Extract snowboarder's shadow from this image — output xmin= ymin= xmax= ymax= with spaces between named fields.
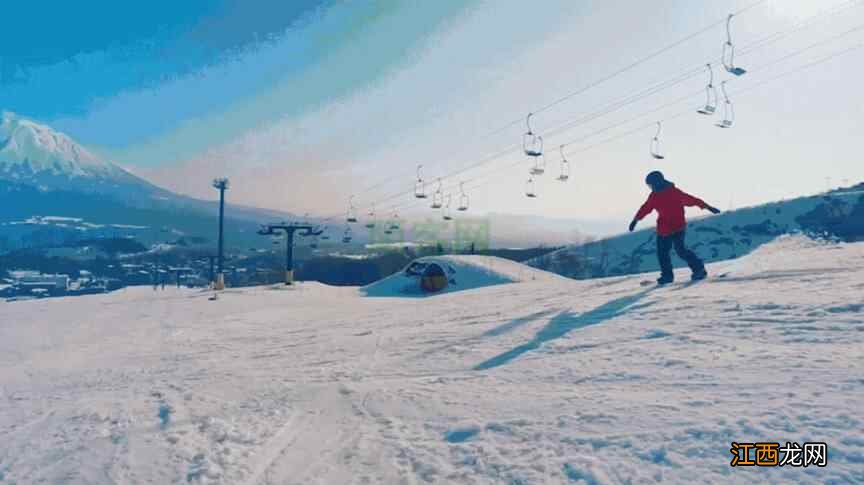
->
xmin=481 ymin=309 xmax=560 ymax=338
xmin=474 ymin=288 xmax=657 ymax=371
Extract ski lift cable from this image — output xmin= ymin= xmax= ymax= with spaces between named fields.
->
xmin=377 ymin=38 xmax=864 ymax=217
xmin=425 ymin=83 xmax=708 ymax=196
xmin=355 ymin=4 xmax=861 ymax=215
xmin=438 ymin=41 xmax=864 ymax=209
xmin=553 ymin=3 xmax=864 ymax=148
xmin=318 ymin=1 xmax=861 ymax=222
xmin=317 ymin=11 xmax=851 ymax=226
xmin=737 ymin=0 xmax=863 ymax=56
xmin=332 ymin=0 xmax=774 ymax=207
xmin=381 ymin=42 xmax=854 ymax=218
xmin=338 ymin=73 xmax=700 ymax=214
xmin=563 ymin=39 xmax=864 ymax=160
xmin=508 ymin=0 xmax=771 ymax=125
xmin=354 ymin=69 xmax=704 ymax=213
xmin=490 ymin=15 xmax=864 ymax=175
xmin=552 ymin=22 xmax=864 ymax=157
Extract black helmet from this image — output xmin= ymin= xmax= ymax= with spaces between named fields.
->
xmin=645 ymin=171 xmax=672 ymax=191
xmin=645 ymin=170 xmax=665 ymax=186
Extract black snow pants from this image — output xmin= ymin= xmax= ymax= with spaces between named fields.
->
xmin=657 ymin=229 xmax=704 ymax=279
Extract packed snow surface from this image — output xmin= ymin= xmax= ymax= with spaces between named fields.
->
xmin=1 ymin=236 xmax=863 ymax=484
xmin=362 ymin=255 xmax=566 ymax=297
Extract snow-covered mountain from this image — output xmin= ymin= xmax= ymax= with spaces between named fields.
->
xmin=1 ymin=236 xmax=862 ymax=483
xmin=0 ymin=111 xmax=160 ymax=196
xmin=528 ymin=185 xmax=864 ymax=279
xmin=0 ymin=111 xmax=304 ymax=249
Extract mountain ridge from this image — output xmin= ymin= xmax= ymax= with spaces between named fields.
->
xmin=528 ymin=186 xmax=864 ymax=279
xmin=0 ymin=111 xmax=303 ymax=249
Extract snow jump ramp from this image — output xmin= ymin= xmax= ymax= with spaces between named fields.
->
xmin=361 ymin=255 xmax=565 ymax=297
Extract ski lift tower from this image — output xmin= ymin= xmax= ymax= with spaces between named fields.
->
xmin=257 ymin=222 xmax=323 ymax=285
xmin=212 ymin=178 xmax=230 ymax=290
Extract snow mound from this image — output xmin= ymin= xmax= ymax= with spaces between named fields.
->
xmin=362 ymin=255 xmax=564 ymax=297
xmin=708 ymin=233 xmax=840 ymax=276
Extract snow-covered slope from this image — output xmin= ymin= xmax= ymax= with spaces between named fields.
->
xmin=529 ymin=187 xmax=864 ymax=279
xmin=362 ymin=255 xmax=566 ymax=297
xmin=1 ymin=236 xmax=863 ymax=483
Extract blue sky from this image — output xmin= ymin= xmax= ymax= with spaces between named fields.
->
xmin=2 ymin=0 xmax=863 ymax=230
xmin=2 ymin=1 xmax=328 ymax=141
xmin=0 ymin=0 xmax=472 ymax=160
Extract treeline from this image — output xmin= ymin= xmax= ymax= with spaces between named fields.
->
xmin=72 ymin=238 xmax=147 ymax=256
xmin=0 ymin=248 xmax=115 ymax=278
xmin=298 ymin=251 xmax=411 ymax=286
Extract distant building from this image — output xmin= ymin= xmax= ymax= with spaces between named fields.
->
xmin=9 ymin=271 xmax=70 ymax=297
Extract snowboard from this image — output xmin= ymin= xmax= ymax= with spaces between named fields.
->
xmin=639 ymin=272 xmax=730 ymax=287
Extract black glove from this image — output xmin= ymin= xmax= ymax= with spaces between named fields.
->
xmin=707 ymin=206 xmax=721 ymax=214
xmin=628 ymin=220 xmax=637 ymax=232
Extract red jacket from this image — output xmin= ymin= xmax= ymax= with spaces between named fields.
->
xmin=634 ymin=185 xmax=708 ymax=236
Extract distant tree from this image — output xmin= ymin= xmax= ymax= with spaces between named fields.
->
xmin=75 ymin=238 xmax=147 ymax=257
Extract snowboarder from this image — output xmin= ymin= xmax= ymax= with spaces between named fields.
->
xmin=629 ymin=171 xmax=721 ymax=285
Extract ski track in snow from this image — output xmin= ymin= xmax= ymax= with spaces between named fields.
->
xmin=1 ymin=236 xmax=863 ymax=484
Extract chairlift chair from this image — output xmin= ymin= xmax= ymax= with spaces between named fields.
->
xmin=457 ymin=182 xmax=469 ymax=211
xmin=431 ymin=178 xmax=443 ymax=209
xmin=442 ymin=194 xmax=453 ymax=221
xmin=414 ymin=165 xmax=428 ymax=199
xmin=389 ymin=212 xmax=400 ymax=230
xmin=522 ymin=113 xmax=544 ymax=157
xmin=530 ymin=152 xmax=546 ymax=176
xmin=342 ymin=226 xmax=353 ymax=243
xmin=525 ymin=177 xmax=537 ymax=198
xmin=722 ymin=14 xmax=747 ymax=76
xmin=650 ymin=122 xmax=665 ymax=159
xmin=715 ymin=81 xmax=734 ymax=128
xmin=557 ymin=145 xmax=570 ymax=182
xmin=365 ymin=205 xmax=376 ymax=229
xmin=697 ymin=64 xmax=718 ymax=115
xmin=346 ymin=195 xmax=358 ymax=223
